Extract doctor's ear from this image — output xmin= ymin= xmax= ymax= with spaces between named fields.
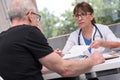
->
xmin=90 ymin=14 xmax=94 ymax=21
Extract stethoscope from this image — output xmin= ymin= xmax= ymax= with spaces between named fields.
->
xmin=78 ymin=24 xmax=103 ymax=45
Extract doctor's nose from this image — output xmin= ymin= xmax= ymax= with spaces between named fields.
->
xmin=75 ymin=15 xmax=83 ymax=20
xmin=77 ymin=16 xmax=82 ymax=20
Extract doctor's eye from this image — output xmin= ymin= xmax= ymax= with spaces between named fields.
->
xmin=74 ymin=13 xmax=86 ymax=18
xmin=74 ymin=12 xmax=91 ymax=19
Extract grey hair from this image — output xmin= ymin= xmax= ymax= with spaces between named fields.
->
xmin=8 ymin=0 xmax=37 ymax=22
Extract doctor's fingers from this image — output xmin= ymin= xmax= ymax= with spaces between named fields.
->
xmin=90 ymin=41 xmax=100 ymax=48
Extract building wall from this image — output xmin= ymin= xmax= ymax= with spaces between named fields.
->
xmin=0 ymin=0 xmax=11 ymax=32
xmin=0 ymin=0 xmax=37 ymax=33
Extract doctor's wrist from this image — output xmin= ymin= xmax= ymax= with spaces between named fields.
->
xmin=100 ymin=40 xmax=106 ymax=47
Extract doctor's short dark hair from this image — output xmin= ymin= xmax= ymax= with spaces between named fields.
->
xmin=73 ymin=2 xmax=96 ymax=24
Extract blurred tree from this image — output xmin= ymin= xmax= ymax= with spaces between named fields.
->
xmin=39 ymin=0 xmax=120 ymax=38
xmin=55 ymin=0 xmax=78 ymax=36
xmin=87 ymin=0 xmax=120 ymax=24
xmin=57 ymin=10 xmax=77 ymax=36
xmin=40 ymin=0 xmax=77 ymax=38
xmin=40 ymin=8 xmax=60 ymax=38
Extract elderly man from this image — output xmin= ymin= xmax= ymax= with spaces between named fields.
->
xmin=0 ymin=0 xmax=105 ymax=80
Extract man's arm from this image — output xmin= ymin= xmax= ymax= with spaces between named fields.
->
xmin=39 ymin=51 xmax=105 ymax=77
xmin=41 ymin=66 xmax=53 ymax=74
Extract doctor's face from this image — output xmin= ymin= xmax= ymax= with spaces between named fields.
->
xmin=74 ymin=10 xmax=94 ymax=28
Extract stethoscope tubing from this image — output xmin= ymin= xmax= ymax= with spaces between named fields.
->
xmin=78 ymin=24 xmax=103 ymax=45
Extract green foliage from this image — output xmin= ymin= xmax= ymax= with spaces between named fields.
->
xmin=87 ymin=0 xmax=120 ymax=24
xmin=39 ymin=0 xmax=120 ymax=38
xmin=57 ymin=10 xmax=77 ymax=35
xmin=40 ymin=1 xmax=77 ymax=38
xmin=40 ymin=8 xmax=60 ymax=38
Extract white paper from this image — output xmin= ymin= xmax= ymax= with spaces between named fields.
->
xmin=62 ymin=45 xmax=90 ymax=59
xmin=103 ymin=54 xmax=112 ymax=58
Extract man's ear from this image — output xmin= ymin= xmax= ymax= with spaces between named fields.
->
xmin=27 ymin=10 xmax=34 ymax=22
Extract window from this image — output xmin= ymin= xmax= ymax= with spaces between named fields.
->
xmin=86 ymin=0 xmax=120 ymax=25
xmin=36 ymin=0 xmax=120 ymax=38
xmin=36 ymin=0 xmax=76 ymax=38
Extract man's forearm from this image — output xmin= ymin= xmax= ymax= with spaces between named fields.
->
xmin=42 ymin=66 xmax=53 ymax=74
xmin=60 ymin=58 xmax=93 ymax=77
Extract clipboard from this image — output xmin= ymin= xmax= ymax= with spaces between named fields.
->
xmin=103 ymin=54 xmax=119 ymax=60
xmin=111 ymin=48 xmax=120 ymax=52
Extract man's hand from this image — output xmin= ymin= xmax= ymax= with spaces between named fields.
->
xmin=54 ymin=49 xmax=64 ymax=57
xmin=88 ymin=51 xmax=105 ymax=66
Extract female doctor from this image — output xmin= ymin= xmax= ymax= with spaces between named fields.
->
xmin=62 ymin=2 xmax=120 ymax=80
xmin=62 ymin=2 xmax=120 ymax=55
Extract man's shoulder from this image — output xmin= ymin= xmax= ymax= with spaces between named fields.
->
xmin=10 ymin=25 xmax=40 ymax=33
xmin=13 ymin=25 xmax=38 ymax=30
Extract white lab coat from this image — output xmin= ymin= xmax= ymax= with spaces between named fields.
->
xmin=62 ymin=24 xmax=120 ymax=80
xmin=62 ymin=24 xmax=120 ymax=54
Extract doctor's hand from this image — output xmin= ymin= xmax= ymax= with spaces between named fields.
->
xmin=90 ymin=40 xmax=105 ymax=48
